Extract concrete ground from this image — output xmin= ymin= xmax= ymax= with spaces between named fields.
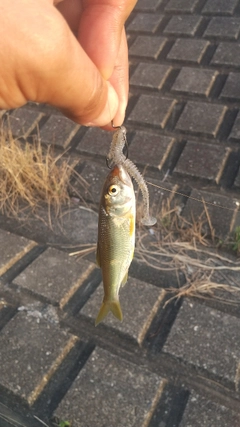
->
xmin=0 ymin=0 xmax=240 ymax=426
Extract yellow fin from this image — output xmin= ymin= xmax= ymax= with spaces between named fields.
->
xmin=95 ymin=300 xmax=123 ymax=326
xmin=121 ymin=271 xmax=128 ymax=287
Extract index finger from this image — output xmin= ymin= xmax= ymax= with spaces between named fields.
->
xmin=77 ymin=0 xmax=137 ymax=80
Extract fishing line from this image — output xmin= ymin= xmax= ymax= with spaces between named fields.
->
xmin=147 ymin=181 xmax=240 ymax=213
xmin=107 ymin=102 xmax=238 ymax=215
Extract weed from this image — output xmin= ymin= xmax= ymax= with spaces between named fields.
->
xmin=0 ymin=126 xmax=86 ymax=219
xmin=58 ymin=421 xmax=71 ymax=427
xmin=135 ymin=195 xmax=240 ymax=305
xmin=232 ymin=226 xmax=240 ymax=255
xmin=51 ymin=416 xmax=72 ymax=427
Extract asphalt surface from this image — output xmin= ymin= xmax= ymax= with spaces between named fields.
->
xmin=0 ymin=0 xmax=240 ymax=426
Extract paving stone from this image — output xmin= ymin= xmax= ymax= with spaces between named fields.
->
xmin=146 ymin=180 xmax=187 ymax=220
xmin=129 ymin=35 xmax=167 ymax=59
xmin=171 ymin=67 xmax=218 ymax=97
xmin=182 ymin=189 xmax=237 ymax=239
xmin=130 ymin=63 xmax=172 ymax=90
xmin=128 ymin=94 xmax=176 ymax=128
xmin=81 ymin=278 xmax=165 ymax=344
xmin=39 ymin=115 xmax=80 ymax=148
xmin=10 ymin=202 xmax=98 ymax=248
xmin=164 ymin=0 xmax=199 ymax=13
xmin=202 ymin=0 xmax=238 ymax=15
xmin=204 ymin=17 xmax=240 ymax=39
xmin=14 ymin=247 xmax=97 ymax=308
xmin=234 ymin=167 xmax=240 ymax=188
xmin=127 ymin=13 xmax=163 ymax=33
xmin=6 ymin=108 xmax=44 ymax=138
xmin=209 ymin=269 xmax=240 ymax=306
xmin=3 ymin=0 xmax=240 ymax=420
xmin=55 ymin=347 xmax=165 ymax=426
xmin=174 ymin=140 xmax=229 ymax=182
xmin=220 ymin=72 xmax=240 ymax=101
xmin=135 ymin=0 xmax=163 ymax=12
xmin=164 ymin=299 xmax=240 ymax=383
xmin=0 ymin=311 xmax=78 ymax=405
xmin=164 ymin=15 xmax=203 ymax=37
xmin=76 ymin=127 xmax=113 ymax=156
xmin=0 ymin=229 xmax=36 ymax=277
xmin=211 ymin=42 xmax=240 ymax=67
xmin=175 ymin=101 xmax=227 ymax=137
xmin=75 ymin=162 xmax=109 ymax=203
xmin=167 ymin=39 xmax=210 ymax=64
xmin=229 ymin=111 xmax=240 ymax=141
xmin=129 ymin=130 xmax=175 ymax=169
xmin=0 ymin=292 xmax=18 ymax=329
xmin=179 ymin=391 xmax=240 ymax=426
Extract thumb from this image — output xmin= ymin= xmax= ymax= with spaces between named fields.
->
xmin=37 ymin=15 xmax=119 ymax=126
xmin=0 ymin=1 xmax=119 ymax=127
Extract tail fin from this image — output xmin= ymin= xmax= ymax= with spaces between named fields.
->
xmin=95 ymin=300 xmax=123 ymax=326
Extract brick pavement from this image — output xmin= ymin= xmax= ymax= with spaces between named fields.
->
xmin=1 ymin=0 xmax=240 ymax=426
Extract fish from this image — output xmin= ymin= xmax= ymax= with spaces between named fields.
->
xmin=107 ymin=126 xmax=156 ymax=226
xmin=95 ymin=164 xmax=136 ymax=326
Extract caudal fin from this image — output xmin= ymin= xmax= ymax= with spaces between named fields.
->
xmin=95 ymin=300 xmax=123 ymax=326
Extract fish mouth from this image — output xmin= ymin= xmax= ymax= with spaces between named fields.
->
xmin=110 ymin=165 xmax=132 ymax=186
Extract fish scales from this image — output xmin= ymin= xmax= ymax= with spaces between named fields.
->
xmin=98 ymin=207 xmax=134 ymax=288
xmin=95 ymin=164 xmax=135 ymax=326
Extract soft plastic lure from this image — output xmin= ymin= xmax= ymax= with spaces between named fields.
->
xmin=107 ymin=126 xmax=157 ymax=226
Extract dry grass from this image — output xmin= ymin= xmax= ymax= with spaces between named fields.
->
xmin=0 ymin=127 xmax=86 ymax=219
xmin=0 ymin=407 xmax=69 ymax=427
xmin=70 ymin=187 xmax=240 ymax=305
xmin=135 ymin=196 xmax=240 ymax=304
xmin=70 ymin=195 xmax=240 ymax=305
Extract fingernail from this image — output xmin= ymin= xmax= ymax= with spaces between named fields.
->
xmin=112 ymin=100 xmax=126 ymax=128
xmin=84 ymin=83 xmax=119 ymax=127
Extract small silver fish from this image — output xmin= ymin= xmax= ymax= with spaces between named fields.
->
xmin=95 ymin=164 xmax=136 ymax=326
xmin=107 ymin=126 xmax=156 ymax=226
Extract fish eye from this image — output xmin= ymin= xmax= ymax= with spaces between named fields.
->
xmin=108 ymin=185 xmax=119 ymax=196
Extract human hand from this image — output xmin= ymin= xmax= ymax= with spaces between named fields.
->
xmin=0 ymin=0 xmax=136 ymax=129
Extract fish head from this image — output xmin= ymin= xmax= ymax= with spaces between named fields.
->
xmin=102 ymin=165 xmax=135 ymax=217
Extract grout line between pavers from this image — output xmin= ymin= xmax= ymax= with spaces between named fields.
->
xmin=59 ymin=263 xmax=96 ymax=309
xmin=158 ymin=137 xmax=176 ymax=170
xmin=62 ymin=125 xmax=81 ymax=149
xmin=23 ymin=113 xmax=45 ymax=138
xmin=229 ymin=202 xmax=240 ymax=233
xmin=27 ymin=335 xmax=79 ymax=406
xmin=138 ymin=289 xmax=167 ymax=345
xmin=142 ymin=378 xmax=168 ymax=427
xmin=0 ymin=241 xmax=37 ymax=277
xmin=215 ymin=147 xmax=232 ymax=184
xmin=235 ymin=361 xmax=240 ymax=392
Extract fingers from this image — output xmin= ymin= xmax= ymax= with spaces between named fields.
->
xmin=78 ymin=0 xmax=136 ymax=79
xmin=57 ymin=0 xmax=136 ymax=127
xmin=107 ymin=29 xmax=129 ymax=127
xmin=36 ymin=13 xmax=120 ymax=126
xmin=0 ymin=0 xmax=136 ymax=127
xmin=77 ymin=0 xmax=136 ymax=127
xmin=56 ymin=0 xmax=82 ymax=35
xmin=0 ymin=0 xmax=119 ymax=126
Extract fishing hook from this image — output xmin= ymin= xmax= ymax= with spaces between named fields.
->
xmin=106 ymin=122 xmax=128 ymax=168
